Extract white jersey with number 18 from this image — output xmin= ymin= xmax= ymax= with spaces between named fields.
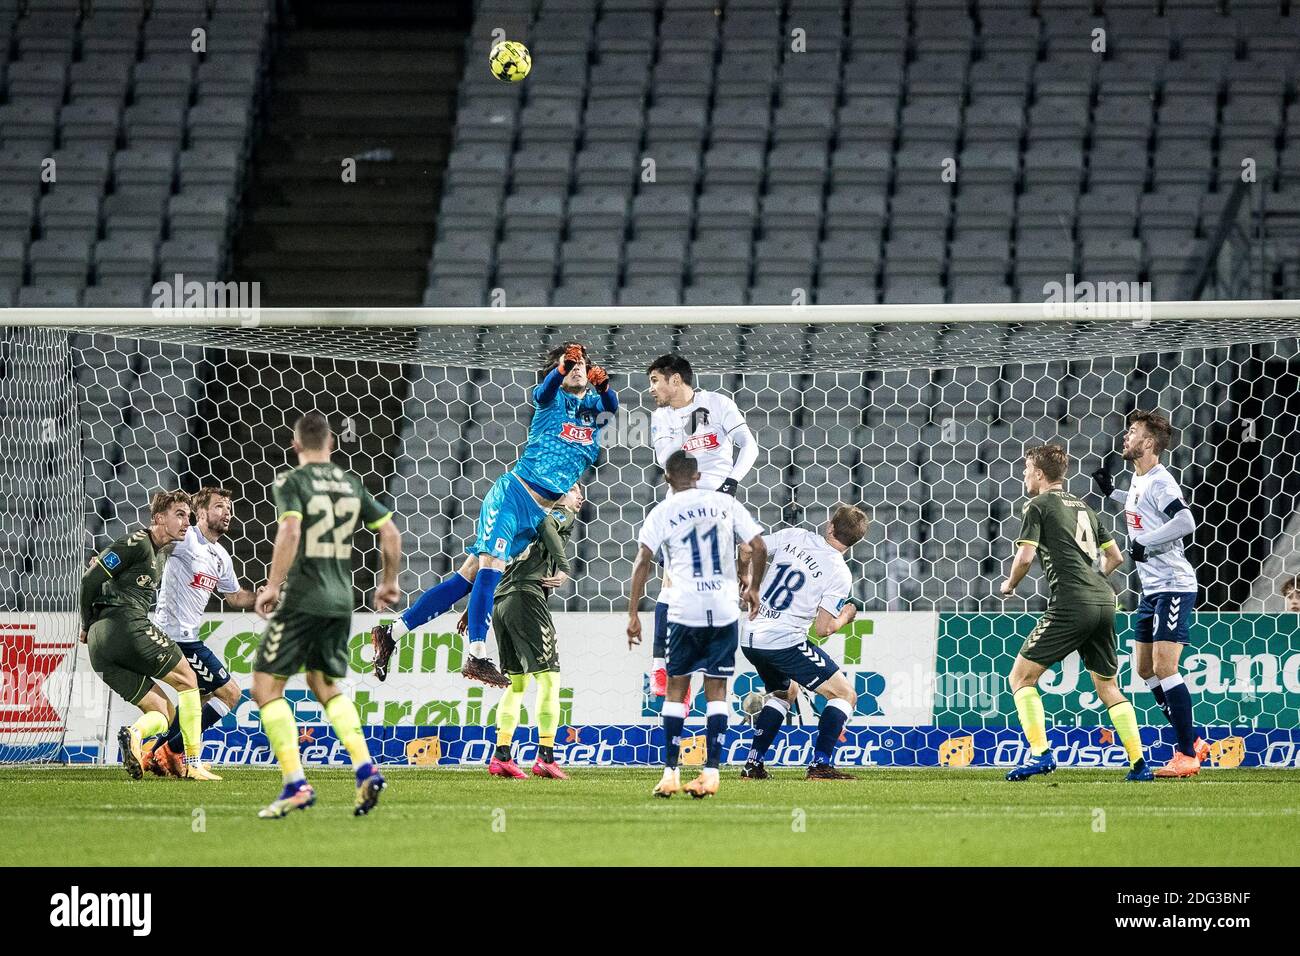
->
xmin=638 ymin=488 xmax=763 ymax=628
xmin=744 ymin=528 xmax=853 ymax=650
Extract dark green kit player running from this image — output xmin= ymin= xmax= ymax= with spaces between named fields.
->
xmin=999 ymin=443 xmax=1151 ymax=782
xmin=81 ymin=490 xmax=219 ymax=781
xmin=461 ymin=482 xmax=583 ymax=780
xmin=252 ymin=411 xmax=402 ymax=819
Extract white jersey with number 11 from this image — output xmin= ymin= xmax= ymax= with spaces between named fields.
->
xmin=638 ymin=488 xmax=763 ymax=628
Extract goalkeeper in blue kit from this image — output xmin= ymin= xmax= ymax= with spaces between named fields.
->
xmin=372 ymin=343 xmax=617 ymax=686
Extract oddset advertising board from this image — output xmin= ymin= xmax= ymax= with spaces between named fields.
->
xmin=3 ymin=611 xmax=1299 ymax=767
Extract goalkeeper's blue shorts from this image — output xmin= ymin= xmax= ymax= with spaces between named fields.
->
xmin=472 ymin=471 xmax=546 ymax=561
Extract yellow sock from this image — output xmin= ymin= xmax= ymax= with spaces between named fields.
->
xmin=131 ymin=710 xmax=168 ymax=740
xmin=177 ymin=687 xmax=202 ymax=759
xmin=495 ymin=673 xmax=528 ymax=748
xmin=260 ymin=697 xmax=303 ymax=782
xmin=324 ymin=694 xmax=371 ymax=767
xmin=1013 ymin=686 xmax=1049 ymax=756
xmin=535 ymin=671 xmax=560 ymax=749
xmin=1107 ymin=700 xmax=1144 ymax=765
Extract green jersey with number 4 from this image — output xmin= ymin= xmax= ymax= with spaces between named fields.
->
xmin=1015 ymin=489 xmax=1116 ymax=607
xmin=273 ymin=462 xmax=392 ymax=618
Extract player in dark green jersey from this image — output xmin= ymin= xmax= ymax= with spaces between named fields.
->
xmin=461 ymin=483 xmax=583 ymax=780
xmin=1000 ymin=444 xmax=1153 ymax=782
xmin=252 ymin=411 xmax=402 ymax=818
xmin=80 ymin=490 xmax=220 ymax=781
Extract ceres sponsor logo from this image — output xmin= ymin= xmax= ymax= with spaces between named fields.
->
xmin=191 ymin=572 xmax=218 ymax=592
xmin=559 ymin=422 xmax=594 ymax=445
xmin=50 ymin=886 xmax=151 ymax=936
xmin=682 ymin=433 xmax=720 ymax=453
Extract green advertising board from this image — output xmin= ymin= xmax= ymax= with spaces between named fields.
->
xmin=935 ymin=613 xmax=1300 ymax=728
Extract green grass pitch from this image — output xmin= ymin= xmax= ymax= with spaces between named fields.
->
xmin=1 ymin=767 xmax=1296 ymax=866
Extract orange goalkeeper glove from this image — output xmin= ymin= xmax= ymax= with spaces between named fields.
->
xmin=557 ymin=343 xmax=585 ymax=375
xmin=588 ymin=365 xmax=609 ymax=392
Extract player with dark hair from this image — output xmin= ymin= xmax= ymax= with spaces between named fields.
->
xmin=645 ymin=353 xmax=758 ymax=698
xmin=1092 ymin=410 xmax=1208 ymax=778
xmin=1001 ymin=444 xmax=1152 ymax=782
xmin=252 ymin=412 xmax=403 ymax=818
xmin=373 ymin=343 xmax=618 ymax=689
xmin=80 ymin=489 xmax=220 ymax=781
xmin=628 ymin=451 xmax=766 ymax=799
xmin=143 ymin=486 xmax=258 ymax=777
xmin=462 ymin=482 xmax=584 ymax=780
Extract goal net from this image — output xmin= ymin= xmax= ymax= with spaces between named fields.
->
xmin=3 ymin=303 xmax=1299 ymax=770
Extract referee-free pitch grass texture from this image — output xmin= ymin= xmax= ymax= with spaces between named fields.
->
xmin=0 ymin=767 xmax=1295 ymax=866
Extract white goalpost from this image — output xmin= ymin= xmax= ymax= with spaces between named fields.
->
xmin=2 ymin=301 xmax=1299 ymax=769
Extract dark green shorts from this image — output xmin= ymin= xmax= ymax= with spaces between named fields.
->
xmin=254 ymin=610 xmax=351 ymax=680
xmin=87 ymin=613 xmax=183 ymax=706
xmin=1019 ymin=603 xmax=1119 ymax=678
xmin=493 ymin=592 xmax=559 ymax=675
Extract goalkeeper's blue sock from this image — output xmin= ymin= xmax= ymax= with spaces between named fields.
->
xmin=163 ymin=699 xmax=228 ymax=752
xmin=814 ymin=698 xmax=852 ymax=765
xmin=466 ymin=567 xmax=503 ymax=657
xmin=661 ymin=701 xmax=687 ymax=768
xmin=704 ymin=701 xmax=728 ymax=769
xmin=652 ymin=602 xmax=668 ymax=659
xmin=748 ymin=697 xmax=788 ymax=762
xmin=399 ymin=571 xmax=472 ymax=634
xmin=1161 ymin=674 xmax=1197 ymax=757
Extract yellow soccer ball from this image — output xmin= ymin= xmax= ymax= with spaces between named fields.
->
xmin=489 ymin=40 xmax=531 ymax=83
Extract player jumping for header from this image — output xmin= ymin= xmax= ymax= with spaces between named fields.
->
xmin=1092 ymin=410 xmax=1209 ymax=778
xmin=371 ymin=343 xmax=617 ymax=689
xmin=646 ymin=354 xmax=758 ymax=698
xmin=628 ymin=451 xmax=767 ymax=799
xmin=1001 ymin=444 xmax=1153 ymax=783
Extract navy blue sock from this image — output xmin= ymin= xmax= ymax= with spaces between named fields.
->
xmin=748 ymin=702 xmax=787 ymax=762
xmin=705 ymin=704 xmax=728 ymax=769
xmin=814 ymin=699 xmax=851 ymax=765
xmin=355 ymin=761 xmax=375 ymax=783
xmin=466 ymin=567 xmax=503 ymax=647
xmin=662 ymin=703 xmax=686 ymax=768
xmin=1163 ymin=679 xmax=1197 ymax=757
xmin=401 ymin=571 xmax=473 ymax=631
xmin=652 ymin=602 xmax=668 ymax=659
xmin=164 ymin=701 xmax=225 ymax=752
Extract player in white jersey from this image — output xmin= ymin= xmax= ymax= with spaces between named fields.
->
xmin=646 ymin=354 xmax=759 ymax=698
xmin=627 ymin=451 xmax=766 ymax=799
xmin=1092 ymin=410 xmax=1208 ymax=778
xmin=737 ymin=505 xmax=867 ymax=780
xmin=143 ymin=486 xmax=258 ymax=776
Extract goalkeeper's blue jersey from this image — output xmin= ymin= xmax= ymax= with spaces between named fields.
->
xmin=512 ymin=381 xmax=609 ymax=496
